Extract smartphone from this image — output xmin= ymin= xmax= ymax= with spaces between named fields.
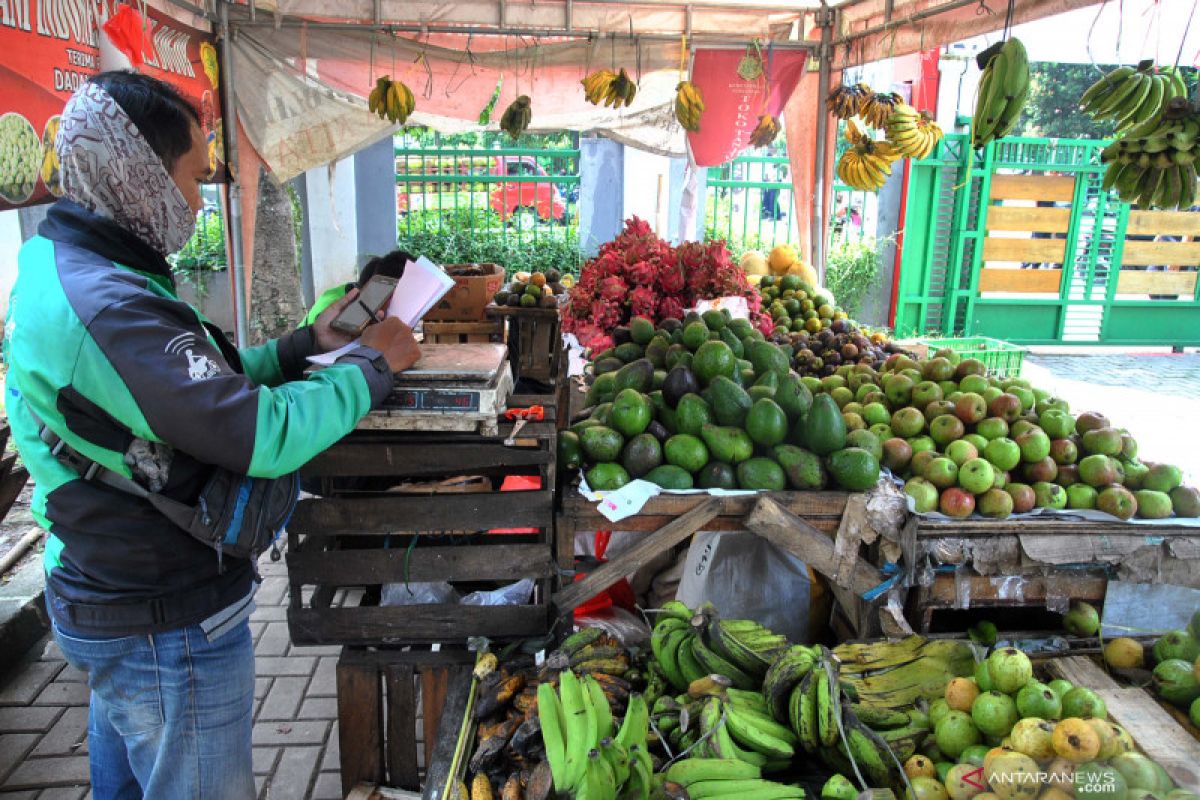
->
xmin=331 ymin=274 xmax=399 ymax=336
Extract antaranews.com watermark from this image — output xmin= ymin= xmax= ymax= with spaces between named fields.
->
xmin=963 ymin=768 xmax=1120 ymax=794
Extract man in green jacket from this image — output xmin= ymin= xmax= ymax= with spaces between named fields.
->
xmin=4 ymin=71 xmax=419 ymax=799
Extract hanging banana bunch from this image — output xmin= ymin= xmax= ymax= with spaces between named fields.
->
xmin=860 ymin=91 xmax=905 ymax=129
xmin=837 ymin=140 xmax=899 ymax=192
xmin=581 ymin=69 xmax=618 ymax=105
xmin=499 ymin=95 xmax=532 ymax=140
xmin=750 ymin=114 xmax=782 ymax=147
xmin=971 ymin=37 xmax=1030 ymax=149
xmin=885 ymin=104 xmax=945 ymax=160
xmin=675 ymin=81 xmax=705 ymax=132
xmin=367 ymin=75 xmax=416 ymax=125
xmin=608 ymin=68 xmax=638 ymax=107
xmin=827 ymin=83 xmax=872 ymax=120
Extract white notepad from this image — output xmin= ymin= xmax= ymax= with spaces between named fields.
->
xmin=306 ymin=256 xmax=456 ymax=366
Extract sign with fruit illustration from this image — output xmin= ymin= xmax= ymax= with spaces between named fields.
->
xmin=0 ymin=2 xmax=224 ymax=209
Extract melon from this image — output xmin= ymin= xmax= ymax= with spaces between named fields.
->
xmin=740 ymin=249 xmax=769 ymax=276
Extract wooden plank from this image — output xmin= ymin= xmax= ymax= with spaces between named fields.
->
xmin=0 ymin=466 xmax=29 ymax=520
xmin=287 ymin=544 xmax=556 ymax=585
xmin=978 ymin=267 xmax=1064 ymax=293
xmin=0 ymin=424 xmax=10 ymax=454
xmin=1127 ymin=209 xmax=1200 ymax=237
xmin=560 ymin=490 xmax=849 ymax=520
xmin=552 ymin=498 xmax=722 ymax=613
xmin=301 ymin=442 xmax=550 ymax=478
xmin=1120 ymin=240 xmax=1200 ymax=267
xmin=744 ymin=496 xmax=883 ymax=596
xmin=916 ymin=519 xmax=1200 ymax=538
xmin=1115 ymin=270 xmax=1198 ymax=295
xmin=337 ymin=653 xmax=384 ymax=796
xmin=988 ymin=174 xmax=1075 ymax=202
xmin=555 ymin=512 xmax=839 ymax=536
xmin=290 ymin=489 xmax=553 ymax=535
xmin=422 ymin=667 xmax=451 ymax=781
xmin=1043 ymin=656 xmax=1200 ymax=790
xmin=421 ymin=666 xmax=472 ymax=800
xmin=289 ymin=605 xmax=549 ymax=646
xmin=986 ymin=205 xmax=1071 ymax=233
xmin=981 ymin=237 xmax=1068 ymax=264
xmin=387 ymin=663 xmax=420 ymax=791
xmin=923 ymin=572 xmax=1106 ymax=606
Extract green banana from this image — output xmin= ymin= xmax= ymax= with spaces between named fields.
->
xmin=690 ymin=635 xmax=757 ymax=690
xmin=615 ymin=693 xmax=649 ymax=749
xmin=1095 ymin=70 xmax=1146 ymax=119
xmin=723 ymin=704 xmax=796 ymax=759
xmin=659 ymin=600 xmax=693 ymax=621
xmin=586 ymin=675 xmax=615 ymax=744
xmin=656 ymin=628 xmax=690 ymax=691
xmin=709 ymin=620 xmax=772 ymax=677
xmin=725 ymin=688 xmax=770 ymax=714
xmin=600 ymin=737 xmax=631 ymax=786
xmin=561 ymin=627 xmax=605 ymax=656
xmin=685 ymin=779 xmax=806 ymax=799
xmin=843 ymin=722 xmax=892 ymax=787
xmin=817 ymin=664 xmax=840 ymax=748
xmin=711 ymin=708 xmax=770 ymax=767
xmin=678 ymin=637 xmax=713 ymax=686
xmin=561 ymin=670 xmax=590 ymax=791
xmin=849 ymin=704 xmax=912 ymax=730
xmin=538 ymin=681 xmax=568 ymax=789
xmin=664 ymin=757 xmax=762 ymax=786
xmin=762 ymin=647 xmax=815 ymax=722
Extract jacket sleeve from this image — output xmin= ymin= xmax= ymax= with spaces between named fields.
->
xmin=238 ymin=327 xmax=319 ymax=387
xmin=82 ymin=293 xmax=392 ymax=478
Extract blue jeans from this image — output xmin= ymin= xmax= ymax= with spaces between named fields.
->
xmin=53 ymin=620 xmax=256 ymax=800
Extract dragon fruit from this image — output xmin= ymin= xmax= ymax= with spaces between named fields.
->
xmin=657 ymin=295 xmax=685 ymax=322
xmin=627 ymin=260 xmax=656 ymax=286
xmin=629 ymin=286 xmax=657 ymax=318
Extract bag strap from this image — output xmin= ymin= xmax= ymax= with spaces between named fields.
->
xmin=30 ymin=408 xmax=212 ymax=539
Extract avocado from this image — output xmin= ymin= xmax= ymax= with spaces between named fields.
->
xmin=592 ymin=347 xmax=616 ymax=363
xmin=643 ymin=464 xmax=694 ymax=490
xmin=802 ymin=393 xmax=848 ymax=456
xmin=728 ymin=318 xmax=754 ymax=339
xmin=590 ymin=403 xmax=613 ymax=426
xmin=614 ymin=359 xmax=655 ymax=393
xmin=663 ymin=366 xmax=701 ymax=408
xmin=613 ymin=342 xmax=644 ymax=363
xmin=580 ymin=426 xmax=624 ymax=463
xmin=665 ymin=345 xmax=690 ymax=371
xmin=586 ymin=372 xmax=617 ymax=407
xmin=570 ymin=418 xmax=603 ymax=437
xmin=753 ymin=371 xmax=780 ymax=392
xmin=644 ymin=338 xmax=670 ymax=369
xmin=630 ymin=316 xmax=656 ymax=346
xmin=682 ymin=322 xmax=710 ymax=351
xmin=700 ymin=423 xmax=754 ymax=464
xmin=659 ymin=318 xmax=682 ymax=332
xmin=697 ymin=461 xmax=738 ymax=489
xmin=774 ymin=375 xmax=814 ymax=422
xmin=748 ymin=386 xmax=776 ymax=403
xmin=558 ymin=431 xmax=583 ymax=471
xmin=586 ymin=462 xmax=631 ymax=491
xmin=610 ymin=389 xmax=652 ymax=438
xmin=675 ymin=393 xmax=715 ymax=437
xmin=737 ymin=458 xmax=787 ymax=491
xmin=646 ymin=420 xmax=671 ymax=443
xmin=613 ymin=326 xmax=632 ymax=345
xmin=707 ymin=376 xmax=754 ymax=427
xmin=693 ymin=341 xmax=738 ymax=385
xmin=652 ymin=370 xmax=667 ymax=391
xmin=745 ymin=399 xmax=789 ymax=448
xmin=593 ymin=357 xmax=624 ymax=376
xmin=621 ymin=432 xmax=663 ymax=478
xmin=827 ymin=447 xmax=881 ymax=491
xmin=774 ymin=445 xmax=828 ymax=490
xmin=845 ymin=429 xmax=883 ymax=462
xmin=747 ymin=340 xmax=791 ymax=380
xmin=702 ymin=309 xmax=727 ymax=331
xmin=719 ymin=327 xmax=745 ymax=359
xmin=664 ymin=434 xmax=710 ymax=474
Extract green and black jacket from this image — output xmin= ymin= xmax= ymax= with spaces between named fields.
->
xmin=4 ymin=200 xmax=393 ymax=636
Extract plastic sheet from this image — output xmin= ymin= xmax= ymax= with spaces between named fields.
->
xmin=575 ymin=607 xmax=652 ymax=648
xmin=381 ymin=581 xmax=460 ymax=606
xmin=462 ymin=578 xmax=536 ymax=606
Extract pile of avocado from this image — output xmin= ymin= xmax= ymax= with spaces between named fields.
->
xmin=559 ymin=310 xmax=882 ymax=493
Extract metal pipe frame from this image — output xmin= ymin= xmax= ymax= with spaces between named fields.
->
xmin=811 ymin=3 xmax=832 ymax=283
xmin=832 ymin=0 xmax=981 ymax=47
xmin=220 ymin=0 xmax=251 ymax=347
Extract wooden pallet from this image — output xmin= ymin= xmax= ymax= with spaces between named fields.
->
xmin=486 ymin=304 xmax=562 ymax=384
xmin=422 ymin=321 xmax=502 ymax=345
xmin=287 ymin=392 xmax=561 ymax=647
xmin=1043 ymin=656 xmax=1200 ymax=790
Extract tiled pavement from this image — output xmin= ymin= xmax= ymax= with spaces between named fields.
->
xmin=0 ymin=555 xmax=352 ymax=800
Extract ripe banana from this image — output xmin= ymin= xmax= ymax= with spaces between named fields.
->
xmin=861 ymin=91 xmax=904 ymax=129
xmin=827 ymin=82 xmax=872 ymax=120
xmin=367 ymin=75 xmax=416 ymax=124
xmin=972 ymin=37 xmax=1029 ymax=149
xmin=675 ymin=81 xmax=705 ymax=132
xmin=471 ymin=773 xmax=494 ymax=800
xmin=750 ymin=115 xmax=782 ymax=148
xmin=885 ymin=105 xmax=944 ymax=161
xmin=837 ymin=141 xmax=893 ymax=192
xmin=582 ymin=69 xmax=618 ymax=105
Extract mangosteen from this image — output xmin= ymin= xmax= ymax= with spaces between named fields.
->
xmin=841 ymin=343 xmax=859 ymax=360
xmin=831 ymin=319 xmax=847 ymax=334
xmin=826 ymin=352 xmax=843 ymax=367
xmin=808 ymin=357 xmax=824 ymax=371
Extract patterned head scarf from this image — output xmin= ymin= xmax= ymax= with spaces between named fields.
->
xmin=56 ymin=81 xmax=196 ymax=255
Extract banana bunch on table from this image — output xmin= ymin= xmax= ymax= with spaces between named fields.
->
xmin=971 ymin=37 xmax=1029 ymax=149
xmin=1080 ymin=61 xmax=1190 ymax=133
xmin=368 ymin=75 xmax=416 ymax=124
xmin=649 ymin=602 xmax=790 ymax=693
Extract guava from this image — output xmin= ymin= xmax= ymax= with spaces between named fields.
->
xmin=972 ymin=691 xmax=1020 ymax=738
xmin=987 ymin=648 xmax=1033 ymax=694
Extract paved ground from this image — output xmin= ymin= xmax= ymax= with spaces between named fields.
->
xmin=1024 ymin=352 xmax=1200 ymax=483
xmin=0 ymin=553 xmax=354 ymax=800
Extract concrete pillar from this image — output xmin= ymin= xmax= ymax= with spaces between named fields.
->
xmin=578 ymin=138 xmax=624 ymax=256
xmin=668 ymin=159 xmax=707 ymax=245
xmin=304 ymin=157 xmax=360 ymax=297
xmin=292 ymin=175 xmax=315 ymax=307
xmin=353 ymin=136 xmax=399 ymax=270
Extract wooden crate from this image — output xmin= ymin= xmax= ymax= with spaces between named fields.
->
xmin=422 ymin=321 xmax=503 ymax=345
xmin=899 ymin=517 xmax=1200 ymax=634
xmin=287 ymin=392 xmax=561 ymax=647
xmin=486 ymin=305 xmax=562 ymax=384
xmin=336 ymin=647 xmax=474 ymax=797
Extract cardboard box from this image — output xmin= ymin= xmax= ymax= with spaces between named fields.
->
xmin=424 ymin=263 xmax=506 ymax=321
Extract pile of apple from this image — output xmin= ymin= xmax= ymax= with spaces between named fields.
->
xmin=904 ymin=646 xmax=1191 ymax=800
xmin=858 ymin=349 xmax=1200 ymax=520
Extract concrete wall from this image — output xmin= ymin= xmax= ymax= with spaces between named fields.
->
xmin=353 ymin=136 xmax=399 ymax=270
xmin=177 ymin=269 xmax=236 ymax=332
xmin=578 ymin=138 xmax=624 ymax=256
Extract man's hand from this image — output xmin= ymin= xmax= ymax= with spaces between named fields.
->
xmin=360 ymin=317 xmax=421 ymax=374
xmin=311 ymin=289 xmax=362 ymax=353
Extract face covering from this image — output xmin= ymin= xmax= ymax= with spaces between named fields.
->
xmin=56 ymin=81 xmax=196 ymax=256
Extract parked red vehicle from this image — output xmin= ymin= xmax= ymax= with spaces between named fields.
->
xmin=395 ymin=155 xmax=567 ymax=223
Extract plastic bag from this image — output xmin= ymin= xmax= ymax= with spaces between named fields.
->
xmin=574 ymin=606 xmax=652 ymax=647
xmin=381 ymin=581 xmax=459 ymax=607
xmin=677 ymin=531 xmax=816 ymax=643
xmin=461 ymin=578 xmax=536 ymax=607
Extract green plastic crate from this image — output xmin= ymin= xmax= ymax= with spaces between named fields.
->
xmin=915 ymin=336 xmax=1026 ymax=379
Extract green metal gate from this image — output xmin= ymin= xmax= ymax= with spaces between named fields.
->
xmin=895 ymin=133 xmax=1200 ymax=347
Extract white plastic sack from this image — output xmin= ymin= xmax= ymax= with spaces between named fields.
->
xmin=677 ymin=532 xmax=814 ymax=644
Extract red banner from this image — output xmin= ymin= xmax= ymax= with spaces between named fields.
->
xmin=0 ymin=2 xmax=224 ymax=210
xmin=686 ymin=48 xmax=808 ymax=167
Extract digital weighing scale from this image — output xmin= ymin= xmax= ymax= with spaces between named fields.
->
xmin=358 ymin=343 xmax=514 ymax=435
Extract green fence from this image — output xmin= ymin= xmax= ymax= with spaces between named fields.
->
xmin=394 ymin=133 xmax=583 ymax=274
xmin=895 ymin=133 xmax=1200 ymax=347
xmin=704 ymin=153 xmax=875 ymax=256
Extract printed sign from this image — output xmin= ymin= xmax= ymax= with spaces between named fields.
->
xmin=0 ymin=1 xmax=224 ymax=209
